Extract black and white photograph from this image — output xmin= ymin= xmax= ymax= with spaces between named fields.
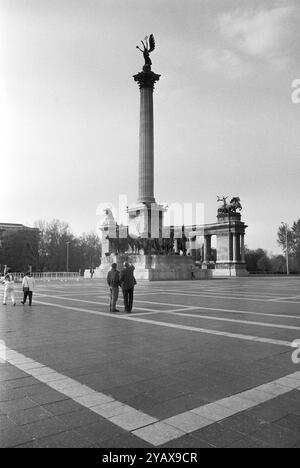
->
xmin=0 ymin=0 xmax=300 ymax=452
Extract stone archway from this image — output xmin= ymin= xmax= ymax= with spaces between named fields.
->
xmin=187 ymin=211 xmax=248 ymax=277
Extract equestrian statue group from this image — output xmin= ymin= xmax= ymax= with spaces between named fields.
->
xmin=217 ymin=196 xmax=242 ymax=215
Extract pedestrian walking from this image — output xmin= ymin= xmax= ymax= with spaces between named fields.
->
xmin=2 ymin=270 xmax=16 ymax=306
xmin=107 ymin=263 xmax=120 ymax=312
xmin=21 ymin=272 xmax=36 ymax=306
xmin=120 ymin=262 xmax=136 ymax=313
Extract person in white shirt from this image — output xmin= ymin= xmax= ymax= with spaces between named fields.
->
xmin=2 ymin=270 xmax=16 ymax=306
xmin=21 ymin=272 xmax=36 ymax=306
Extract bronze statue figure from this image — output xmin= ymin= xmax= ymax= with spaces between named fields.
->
xmin=217 ymin=196 xmax=228 ymax=208
xmin=217 ymin=196 xmax=242 ymax=214
xmin=229 ymin=197 xmax=242 ymax=213
xmin=136 ymin=34 xmax=156 ymax=67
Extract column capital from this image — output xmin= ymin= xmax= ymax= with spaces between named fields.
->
xmin=133 ymin=67 xmax=161 ymax=90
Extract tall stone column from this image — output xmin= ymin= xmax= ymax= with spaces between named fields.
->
xmin=134 ymin=66 xmax=160 ymax=204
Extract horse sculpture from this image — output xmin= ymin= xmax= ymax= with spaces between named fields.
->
xmin=217 ymin=196 xmax=242 ymax=214
xmin=229 ymin=197 xmax=242 ymax=213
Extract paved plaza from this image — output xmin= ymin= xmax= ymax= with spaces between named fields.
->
xmin=0 ymin=277 xmax=300 ymax=448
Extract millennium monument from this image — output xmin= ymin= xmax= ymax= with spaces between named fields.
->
xmin=92 ymin=35 xmax=248 ymax=280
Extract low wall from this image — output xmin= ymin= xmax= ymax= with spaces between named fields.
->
xmin=11 ymin=272 xmax=80 ymax=282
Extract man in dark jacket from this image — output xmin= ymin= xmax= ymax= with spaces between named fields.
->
xmin=107 ymin=263 xmax=120 ymax=312
xmin=120 ymin=262 xmax=136 ymax=313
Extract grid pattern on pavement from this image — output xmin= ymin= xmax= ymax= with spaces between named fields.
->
xmin=0 ymin=277 xmax=300 ymax=448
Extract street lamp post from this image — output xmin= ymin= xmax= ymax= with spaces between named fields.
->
xmin=228 ymin=207 xmax=232 ymax=277
xmin=66 ymin=241 xmax=70 ymax=273
xmin=281 ymin=222 xmax=290 ymax=276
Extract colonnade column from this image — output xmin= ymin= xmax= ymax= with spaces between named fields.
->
xmin=203 ymin=235 xmax=212 ymax=263
xmin=241 ymin=234 xmax=246 ymax=262
xmin=232 ymin=233 xmax=241 ymax=262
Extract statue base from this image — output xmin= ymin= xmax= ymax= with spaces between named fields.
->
xmin=127 ymin=202 xmax=166 ymax=239
xmin=90 ymin=254 xmax=210 ymax=281
xmin=212 ymin=262 xmax=249 ymax=277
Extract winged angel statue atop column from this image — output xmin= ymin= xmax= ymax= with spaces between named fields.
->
xmin=136 ymin=34 xmax=156 ymax=67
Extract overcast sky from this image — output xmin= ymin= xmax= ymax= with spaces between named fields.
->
xmin=1 ymin=0 xmax=299 ymax=253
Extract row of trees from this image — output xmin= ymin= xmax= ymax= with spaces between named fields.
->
xmin=0 ymin=220 xmax=102 ymax=273
xmin=245 ymin=249 xmax=288 ymax=274
xmin=277 ymin=219 xmax=300 ymax=261
xmin=245 ymin=219 xmax=300 ymax=274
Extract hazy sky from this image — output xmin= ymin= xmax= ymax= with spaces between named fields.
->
xmin=1 ymin=0 xmax=299 ymax=253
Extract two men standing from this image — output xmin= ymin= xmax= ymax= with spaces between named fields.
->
xmin=107 ymin=262 xmax=136 ymax=313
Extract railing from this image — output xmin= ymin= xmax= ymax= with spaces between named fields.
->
xmin=11 ymin=272 xmax=80 ymax=282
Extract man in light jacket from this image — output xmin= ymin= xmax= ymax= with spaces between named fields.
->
xmin=21 ymin=272 xmax=36 ymax=306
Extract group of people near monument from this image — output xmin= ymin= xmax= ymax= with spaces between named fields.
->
xmin=1 ymin=263 xmax=135 ymax=312
xmin=1 ymin=270 xmax=35 ymax=306
xmin=107 ymin=262 xmax=136 ymax=312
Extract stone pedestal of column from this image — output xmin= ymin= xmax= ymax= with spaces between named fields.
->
xmin=127 ymin=202 xmax=166 ymax=239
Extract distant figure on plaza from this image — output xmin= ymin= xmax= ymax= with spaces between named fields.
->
xmin=21 ymin=272 xmax=36 ymax=306
xmin=2 ymin=269 xmax=16 ymax=306
xmin=107 ymin=263 xmax=120 ymax=312
xmin=120 ymin=262 xmax=136 ymax=313
xmin=90 ymin=268 xmax=94 ymax=279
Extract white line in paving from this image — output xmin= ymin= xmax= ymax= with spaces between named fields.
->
xmin=34 ymin=300 xmax=293 ymax=347
xmin=198 ymin=289 xmax=287 ymax=299
xmin=42 ymin=292 xmax=109 ymax=298
xmin=272 ymin=295 xmax=300 ymax=300
xmin=196 ymin=288 xmax=286 ymax=297
xmin=270 ymin=300 xmax=300 ymax=305
xmin=35 ymin=293 xmax=175 ymax=309
xmin=155 ymin=290 xmax=290 ymax=303
xmin=133 ymin=371 xmax=300 ymax=445
xmin=269 ymin=297 xmax=300 ymax=303
xmin=163 ymin=290 xmax=300 ymax=305
xmin=162 ymin=290 xmax=300 ymax=304
xmin=161 ymin=310 xmax=300 ymax=331
xmin=35 ymin=289 xmax=300 ymax=323
xmin=3 ymin=348 xmax=158 ymax=432
xmin=2 ymin=346 xmax=300 ymax=447
xmin=165 ymin=305 xmax=300 ymax=321
xmin=35 ymin=294 xmax=173 ymax=314
xmin=36 ymin=293 xmax=203 ymax=314
xmin=37 ymin=293 xmax=300 ymax=321
xmin=134 ymin=288 xmax=280 ymax=299
xmin=130 ymin=308 xmax=198 ymax=317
